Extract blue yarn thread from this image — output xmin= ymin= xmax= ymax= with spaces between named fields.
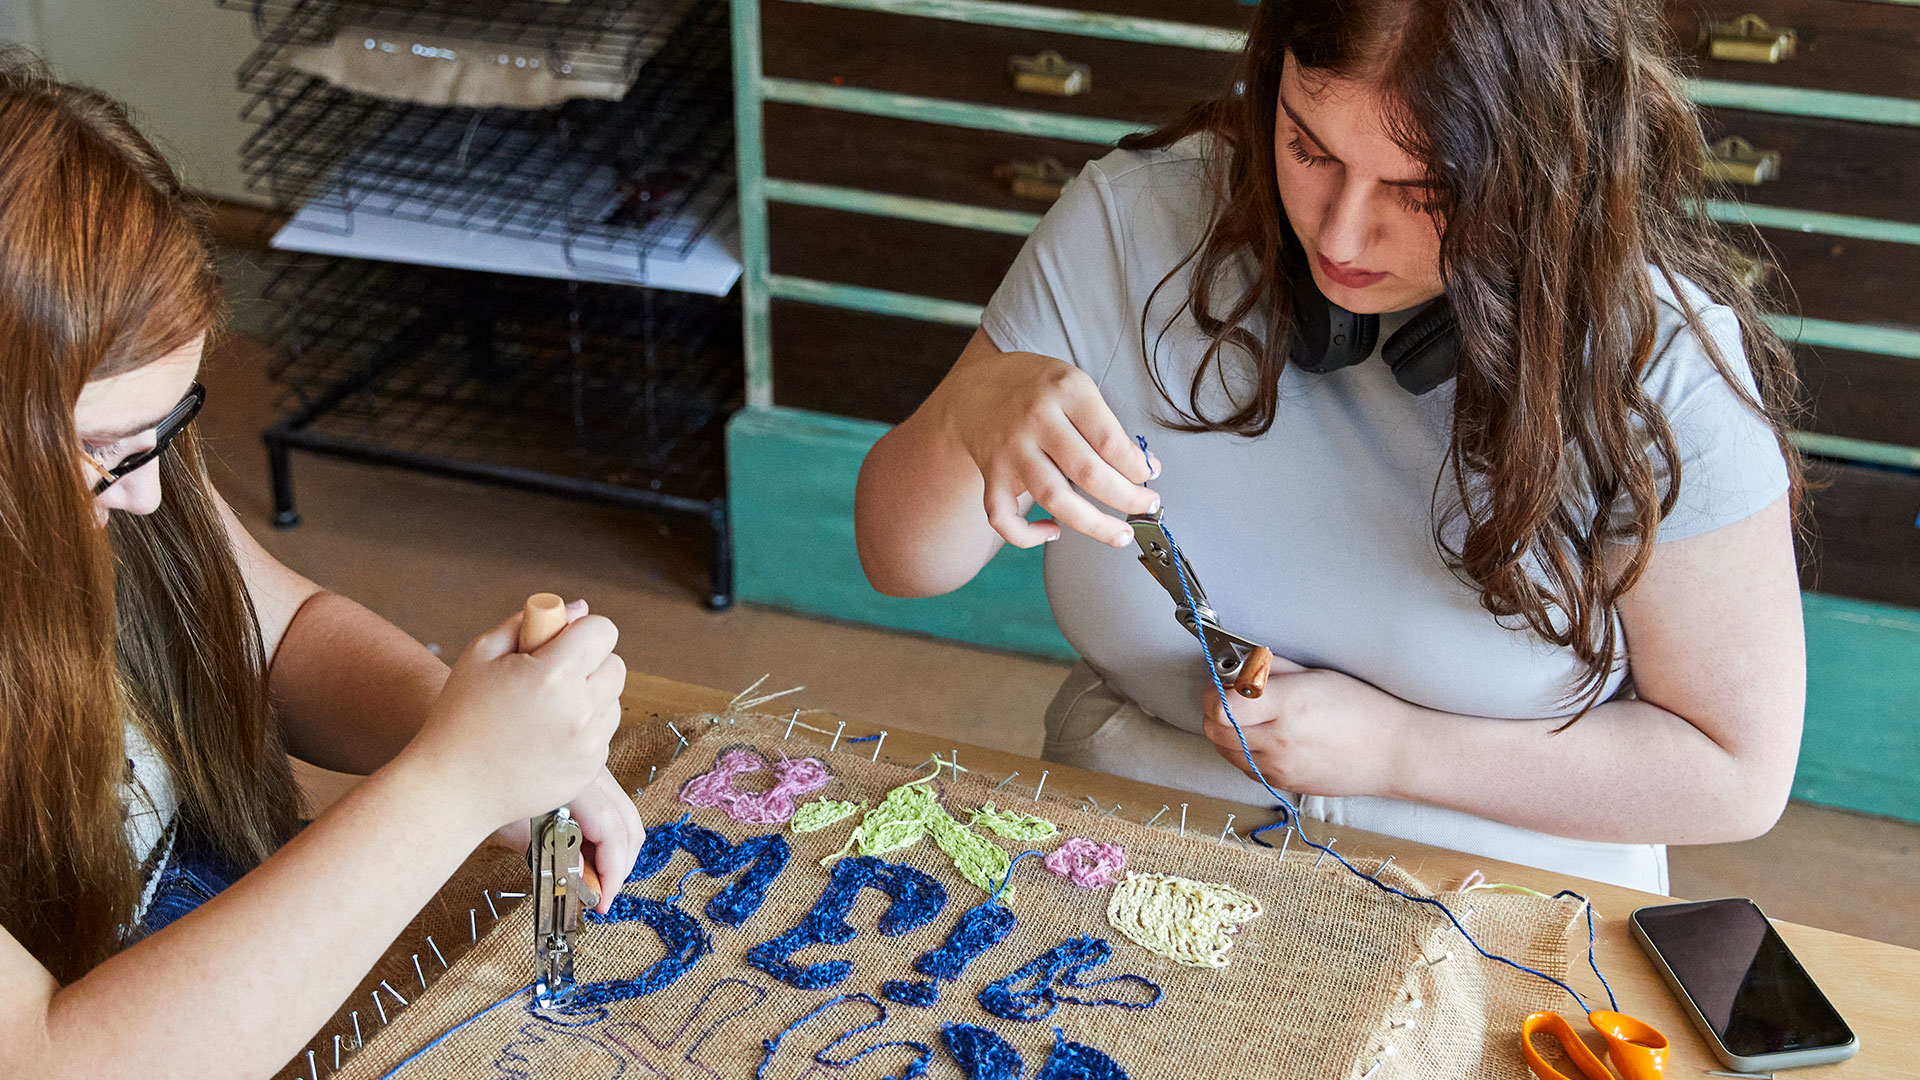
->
xmin=373 ymin=986 xmax=530 ymax=1080
xmin=1133 ymin=434 xmax=1616 ymax=1014
xmin=606 ymin=814 xmax=791 ymax=927
xmin=844 ymin=733 xmax=883 ymax=744
xmin=880 ymin=848 xmax=1042 ymax=1007
xmin=942 ymin=1022 xmax=1132 ymax=1080
xmin=756 ymin=993 xmax=932 ymax=1080
xmin=747 ymin=855 xmax=949 ymax=989
xmin=561 ymin=894 xmax=711 ymax=1010
xmin=978 ymin=936 xmax=1163 ymax=1022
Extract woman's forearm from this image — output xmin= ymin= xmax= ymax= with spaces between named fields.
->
xmin=854 ymin=406 xmax=1009 ymax=598
xmin=1380 ymin=695 xmax=1796 ymax=845
xmin=30 ymin=762 xmax=491 ymax=1080
xmin=269 ymin=591 xmax=450 ymax=775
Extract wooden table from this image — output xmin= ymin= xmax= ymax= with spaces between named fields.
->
xmin=621 ymin=673 xmax=1920 ymax=1079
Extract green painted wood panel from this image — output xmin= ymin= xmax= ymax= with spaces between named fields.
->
xmin=1799 ymin=593 xmax=1920 ymax=822
xmin=728 ymin=405 xmax=1075 ymax=658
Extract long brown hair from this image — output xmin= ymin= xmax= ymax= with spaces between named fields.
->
xmin=1126 ymin=0 xmax=1800 ymax=714
xmin=0 ymin=58 xmax=300 ymax=982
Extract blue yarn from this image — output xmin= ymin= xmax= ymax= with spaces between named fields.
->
xmin=844 ymin=733 xmax=883 ymax=743
xmin=611 ymin=815 xmax=791 ymax=926
xmin=756 ymin=994 xmax=931 ymax=1080
xmin=882 ymin=899 xmax=1019 ymax=1007
xmin=943 ymin=1023 xmax=1027 ymax=1080
xmin=747 ymin=855 xmax=949 ymax=989
xmin=978 ymin=936 xmax=1163 ymax=1022
xmin=1034 ymin=1027 xmax=1129 ymax=1080
xmin=560 ymin=895 xmax=711 ymax=1009
xmin=942 ymin=1023 xmax=1131 ymax=1080
xmin=1134 ymin=433 xmax=1615 ymax=1014
xmin=373 ymin=986 xmax=530 ymax=1080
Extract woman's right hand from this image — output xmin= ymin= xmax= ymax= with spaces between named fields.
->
xmin=923 ymin=343 xmax=1160 ymax=549
xmin=393 ymin=603 xmax=626 ymax=833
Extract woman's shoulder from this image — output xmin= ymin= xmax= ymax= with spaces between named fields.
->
xmin=1639 ymin=267 xmax=1761 ymax=406
xmin=1075 ymin=133 xmax=1220 ymax=250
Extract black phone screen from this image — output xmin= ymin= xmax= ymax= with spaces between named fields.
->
xmin=1634 ymin=899 xmax=1853 ymax=1058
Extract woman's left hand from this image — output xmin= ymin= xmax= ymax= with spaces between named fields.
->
xmin=483 ymin=765 xmax=646 ymax=914
xmin=1199 ymin=655 xmax=1410 ymax=798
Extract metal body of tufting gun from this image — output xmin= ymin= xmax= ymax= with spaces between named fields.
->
xmin=1127 ymin=507 xmax=1276 ymax=699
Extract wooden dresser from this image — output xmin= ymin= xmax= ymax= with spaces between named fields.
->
xmin=725 ymin=0 xmax=1920 ymax=821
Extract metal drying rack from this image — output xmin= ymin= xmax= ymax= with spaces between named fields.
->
xmin=222 ymin=0 xmax=744 ymax=606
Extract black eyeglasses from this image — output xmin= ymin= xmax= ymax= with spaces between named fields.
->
xmin=82 ymin=381 xmax=205 ymax=495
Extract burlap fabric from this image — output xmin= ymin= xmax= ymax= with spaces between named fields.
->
xmin=314 ymin=711 xmax=1579 ymax=1080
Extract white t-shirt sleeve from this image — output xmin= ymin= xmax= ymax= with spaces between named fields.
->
xmin=979 ymin=160 xmax=1132 ymax=380
xmin=1642 ymin=300 xmax=1791 ymax=542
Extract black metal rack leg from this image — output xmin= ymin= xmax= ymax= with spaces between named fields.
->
xmin=707 ymin=499 xmax=734 ymax=611
xmin=266 ymin=428 xmax=302 ymax=528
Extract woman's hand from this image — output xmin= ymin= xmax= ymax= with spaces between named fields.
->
xmin=486 ymin=767 xmax=645 ymax=915
xmin=1199 ymin=655 xmax=1411 ymax=798
xmin=392 ymin=606 xmax=626 ymax=835
xmin=923 ymin=345 xmax=1160 ymax=549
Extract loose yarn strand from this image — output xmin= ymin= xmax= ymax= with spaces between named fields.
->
xmin=1135 ymin=435 xmax=1612 ymax=1014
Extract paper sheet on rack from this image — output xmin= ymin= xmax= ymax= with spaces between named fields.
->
xmin=273 ymin=195 xmax=741 ymax=297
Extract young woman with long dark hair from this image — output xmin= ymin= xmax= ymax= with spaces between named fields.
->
xmin=857 ymin=0 xmax=1804 ymax=891
xmin=0 ymin=61 xmax=641 ymax=1077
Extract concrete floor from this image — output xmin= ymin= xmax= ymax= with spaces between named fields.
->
xmin=200 ymin=257 xmax=1918 ymax=951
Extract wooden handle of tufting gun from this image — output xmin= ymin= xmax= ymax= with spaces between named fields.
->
xmin=1233 ymin=647 xmax=1274 ymax=699
xmin=518 ymin=593 xmax=603 ymax=899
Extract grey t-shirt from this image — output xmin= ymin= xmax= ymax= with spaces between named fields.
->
xmin=979 ymin=136 xmax=1788 ymax=887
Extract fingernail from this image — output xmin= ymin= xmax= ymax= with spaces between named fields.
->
xmin=1043 ymin=533 xmax=1060 ymax=543
xmin=1149 ymin=455 xmax=1162 ymax=478
xmin=1147 ymin=498 xmax=1161 ymax=515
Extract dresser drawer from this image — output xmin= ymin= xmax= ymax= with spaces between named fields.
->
xmin=1699 ymin=107 xmax=1920 ymax=226
xmin=770 ymin=203 xmax=1025 ymax=306
xmin=1797 ymin=344 xmax=1920 ymax=448
xmin=1024 ymin=0 xmax=1251 ymax=30
xmin=1738 ymin=227 xmax=1920 ymax=328
xmin=1668 ymin=0 xmax=1920 ymax=101
xmin=762 ymin=1 xmax=1238 ymax=125
xmin=1800 ymin=458 xmax=1920 ymax=608
xmin=763 ymin=102 xmax=1110 ymax=212
xmin=771 ymin=299 xmax=975 ymax=423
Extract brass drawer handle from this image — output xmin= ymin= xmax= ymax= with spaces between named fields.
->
xmin=1010 ymin=51 xmax=1091 ymax=97
xmin=1704 ymin=136 xmax=1780 ymax=186
xmin=1705 ymin=14 xmax=1797 ymax=64
xmin=1727 ymin=249 xmax=1774 ymax=291
xmin=995 ymin=158 xmax=1075 ymax=203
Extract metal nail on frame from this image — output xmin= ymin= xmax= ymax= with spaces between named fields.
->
xmin=373 ymin=991 xmax=388 ymax=1026
xmin=1102 ymin=804 xmax=1121 ymax=818
xmin=785 ymin=709 xmax=799 ymax=739
xmin=469 ymin=909 xmax=478 ymax=942
xmin=308 ymin=1049 xmax=318 ymax=1080
xmin=413 ymin=953 xmax=426 ymax=990
xmin=1278 ymin=825 xmax=1294 ymax=860
xmin=485 ymin=891 xmax=499 ymax=919
xmin=1034 ymin=770 xmax=1049 ymax=802
xmin=427 ymin=936 xmax=447 ymax=970
xmin=1314 ymin=836 xmax=1340 ymax=870
xmin=995 ymin=772 xmax=1020 ymax=793
xmin=380 ymin=979 xmax=409 ymax=1007
xmin=949 ymin=751 xmax=959 ymax=782
xmin=830 ymin=721 xmax=846 ymax=751
xmin=1218 ymin=814 xmax=1237 ymax=845
xmin=334 ymin=1034 xmax=342 ymax=1070
xmin=1379 ymin=855 xmax=1396 ymax=875
xmin=1147 ymin=805 xmax=1169 ymax=828
xmin=1179 ymin=803 xmax=1188 ymax=838
xmin=871 ymin=731 xmax=887 ymax=762
xmin=1360 ymin=1061 xmax=1383 ymax=1080
xmin=352 ymin=1012 xmax=362 ymax=1049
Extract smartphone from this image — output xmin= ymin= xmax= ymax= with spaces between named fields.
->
xmin=1631 ymin=898 xmax=1857 ymax=1072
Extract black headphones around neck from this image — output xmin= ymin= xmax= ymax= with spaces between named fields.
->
xmin=1280 ymin=232 xmax=1460 ymax=396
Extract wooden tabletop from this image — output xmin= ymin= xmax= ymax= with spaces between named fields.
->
xmin=621 ymin=673 xmax=1920 ymax=1079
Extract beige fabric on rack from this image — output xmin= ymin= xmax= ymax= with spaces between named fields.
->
xmin=319 ymin=712 xmax=1580 ymax=1080
xmin=287 ymin=29 xmax=630 ymax=108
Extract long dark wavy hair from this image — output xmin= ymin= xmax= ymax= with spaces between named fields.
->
xmin=0 ymin=58 xmax=301 ymax=981
xmin=1124 ymin=0 xmax=1801 ymax=716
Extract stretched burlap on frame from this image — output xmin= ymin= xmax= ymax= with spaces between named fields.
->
xmin=323 ymin=710 xmax=1580 ymax=1080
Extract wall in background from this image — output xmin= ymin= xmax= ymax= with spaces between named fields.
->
xmin=2 ymin=0 xmax=259 ymax=203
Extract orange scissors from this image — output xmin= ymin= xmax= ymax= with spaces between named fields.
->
xmin=1523 ymin=1010 xmax=1670 ymax=1080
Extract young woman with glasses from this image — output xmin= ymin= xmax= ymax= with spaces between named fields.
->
xmin=0 ymin=61 xmax=642 ymax=1078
